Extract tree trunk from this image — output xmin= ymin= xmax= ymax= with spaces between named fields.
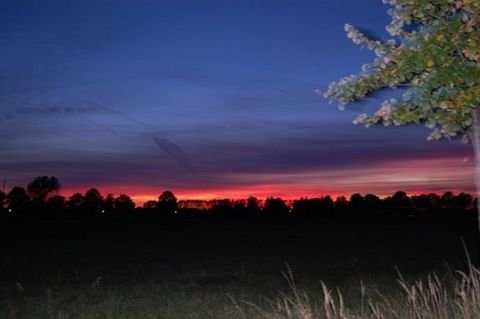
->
xmin=471 ymin=108 xmax=480 ymax=265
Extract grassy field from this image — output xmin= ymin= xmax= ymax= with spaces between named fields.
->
xmin=0 ymin=216 xmax=478 ymax=318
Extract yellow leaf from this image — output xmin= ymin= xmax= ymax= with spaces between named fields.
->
xmin=427 ymin=59 xmax=434 ymax=67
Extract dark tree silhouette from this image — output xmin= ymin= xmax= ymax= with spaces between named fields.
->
xmin=293 ymin=197 xmax=334 ymax=219
xmin=143 ymin=200 xmax=158 ymax=209
xmin=6 ymin=186 xmax=30 ymax=214
xmin=427 ymin=193 xmax=441 ymax=210
xmin=334 ymin=196 xmax=348 ymax=214
xmin=27 ymin=176 xmax=60 ymax=202
xmin=411 ymin=194 xmax=435 ymax=215
xmin=67 ymin=193 xmax=85 ymax=209
xmin=349 ymin=193 xmax=365 ymax=214
xmin=452 ymin=193 xmax=474 ymax=211
xmin=363 ymin=193 xmax=383 ymax=218
xmin=441 ymin=191 xmax=455 ymax=210
xmin=4 ymin=174 xmax=476 ymax=222
xmin=102 ymin=194 xmax=115 ymax=213
xmin=67 ymin=192 xmax=85 ymax=217
xmin=232 ymin=199 xmax=247 ymax=217
xmin=46 ymin=195 xmax=66 ymax=216
xmin=246 ymin=196 xmax=260 ymax=216
xmin=263 ymin=197 xmax=289 ymax=217
xmin=83 ymin=188 xmax=104 ymax=216
xmin=210 ymin=199 xmax=233 ymax=217
xmin=156 ymin=191 xmax=178 ymax=215
xmin=322 ymin=195 xmax=335 ymax=218
xmin=387 ymin=191 xmax=413 ymax=217
xmin=114 ymin=194 xmax=135 ymax=215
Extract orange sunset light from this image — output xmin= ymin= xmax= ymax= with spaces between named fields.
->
xmin=59 ymin=155 xmax=475 ymax=207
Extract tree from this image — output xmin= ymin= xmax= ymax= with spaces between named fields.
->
xmin=143 ymin=200 xmax=158 ymax=209
xmin=102 ymin=194 xmax=115 ymax=213
xmin=210 ymin=199 xmax=233 ymax=216
xmin=388 ymin=191 xmax=414 ymax=216
xmin=114 ymin=194 xmax=135 ymax=215
xmin=67 ymin=193 xmax=85 ymax=209
xmin=246 ymin=196 xmax=261 ymax=216
xmin=67 ymin=192 xmax=85 ymax=218
xmin=6 ymin=186 xmax=30 ymax=214
xmin=441 ymin=191 xmax=455 ymax=210
xmin=334 ymin=196 xmax=349 ymax=212
xmin=349 ymin=193 xmax=365 ymax=213
xmin=453 ymin=192 xmax=474 ymax=210
xmin=324 ymin=1 xmax=480 ymax=246
xmin=364 ymin=193 xmax=383 ymax=218
xmin=156 ymin=191 xmax=178 ymax=215
xmin=46 ymin=195 xmax=66 ymax=216
xmin=83 ymin=188 xmax=104 ymax=216
xmin=292 ymin=196 xmax=334 ymax=219
xmin=263 ymin=197 xmax=289 ymax=217
xmin=27 ymin=176 xmax=60 ymax=202
xmin=411 ymin=193 xmax=436 ymax=214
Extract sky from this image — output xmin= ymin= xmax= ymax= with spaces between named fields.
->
xmin=0 ymin=0 xmax=474 ymax=204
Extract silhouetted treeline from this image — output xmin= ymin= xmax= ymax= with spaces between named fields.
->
xmin=0 ymin=176 xmax=477 ymax=221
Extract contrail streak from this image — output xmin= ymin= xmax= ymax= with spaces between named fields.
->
xmin=152 ymin=135 xmax=194 ymax=172
xmin=83 ymin=100 xmax=194 ymax=171
xmin=82 ymin=116 xmax=123 ymax=137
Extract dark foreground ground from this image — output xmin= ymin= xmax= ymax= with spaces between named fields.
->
xmin=0 ymin=215 xmax=478 ymax=318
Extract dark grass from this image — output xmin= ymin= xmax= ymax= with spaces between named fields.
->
xmin=0 ymin=215 xmax=477 ymax=318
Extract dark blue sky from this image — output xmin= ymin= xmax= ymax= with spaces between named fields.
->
xmin=0 ymin=0 xmax=473 ymax=202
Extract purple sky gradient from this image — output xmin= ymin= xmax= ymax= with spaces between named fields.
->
xmin=0 ymin=0 xmax=473 ymax=203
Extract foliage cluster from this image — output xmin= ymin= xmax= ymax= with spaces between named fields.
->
xmin=324 ymin=0 xmax=480 ymax=142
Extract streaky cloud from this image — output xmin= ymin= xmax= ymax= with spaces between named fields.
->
xmin=152 ymin=135 xmax=194 ymax=172
xmin=83 ymin=100 xmax=194 ymax=172
xmin=0 ymin=105 xmax=97 ymax=121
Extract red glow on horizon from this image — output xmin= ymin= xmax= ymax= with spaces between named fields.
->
xmin=57 ymin=155 xmax=475 ymax=206
xmin=60 ymin=186 xmax=474 ymax=208
xmin=60 ymin=185 xmax=343 ymax=206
